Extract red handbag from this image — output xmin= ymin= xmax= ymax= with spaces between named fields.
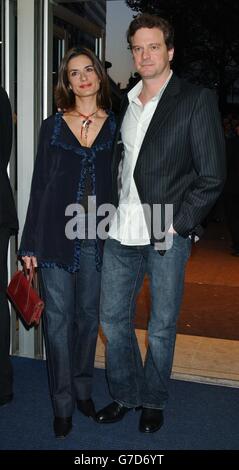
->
xmin=7 ymin=269 xmax=44 ymax=326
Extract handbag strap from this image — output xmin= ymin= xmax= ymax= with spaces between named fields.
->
xmin=21 ymin=267 xmax=37 ymax=312
xmin=23 ymin=265 xmax=35 ymax=282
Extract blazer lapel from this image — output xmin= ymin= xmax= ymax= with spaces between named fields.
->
xmin=138 ymin=74 xmax=181 ymax=156
xmin=112 ymin=75 xmax=181 ymax=177
xmin=116 ymin=95 xmax=129 ymax=139
xmin=112 ymin=95 xmax=129 ymax=166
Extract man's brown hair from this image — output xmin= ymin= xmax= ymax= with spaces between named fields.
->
xmin=127 ymin=13 xmax=174 ymax=50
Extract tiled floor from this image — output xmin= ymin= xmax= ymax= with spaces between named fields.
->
xmin=172 ymin=334 xmax=239 ymax=386
xmin=95 ymin=329 xmax=239 ymax=388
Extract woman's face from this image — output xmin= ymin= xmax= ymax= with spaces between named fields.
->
xmin=67 ymin=54 xmax=100 ymax=100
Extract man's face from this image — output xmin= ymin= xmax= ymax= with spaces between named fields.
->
xmin=131 ymin=27 xmax=174 ymax=81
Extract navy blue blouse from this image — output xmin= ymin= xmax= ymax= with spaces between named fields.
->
xmin=19 ymin=111 xmax=116 ymax=271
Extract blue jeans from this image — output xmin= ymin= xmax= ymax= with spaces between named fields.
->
xmin=100 ymin=236 xmax=191 ymax=410
xmin=40 ymin=240 xmax=101 ymax=418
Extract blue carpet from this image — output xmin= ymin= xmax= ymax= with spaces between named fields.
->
xmin=0 ymin=357 xmax=238 ymax=450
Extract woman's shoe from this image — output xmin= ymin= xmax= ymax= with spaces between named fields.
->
xmin=77 ymin=398 xmax=96 ymax=420
xmin=53 ymin=417 xmax=72 ymax=438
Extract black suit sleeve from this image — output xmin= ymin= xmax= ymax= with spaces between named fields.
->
xmin=0 ymin=87 xmax=18 ymax=232
xmin=0 ymin=86 xmax=12 ymax=170
xmin=173 ymin=88 xmax=226 ymax=236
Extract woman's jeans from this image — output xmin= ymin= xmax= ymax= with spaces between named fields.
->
xmin=40 ymin=240 xmax=101 ymax=418
xmin=100 ymin=236 xmax=191 ymax=410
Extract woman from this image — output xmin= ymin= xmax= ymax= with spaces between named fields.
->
xmin=19 ymin=47 xmax=116 ymax=438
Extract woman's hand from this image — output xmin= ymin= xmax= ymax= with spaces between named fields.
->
xmin=22 ymin=256 xmax=38 ymax=270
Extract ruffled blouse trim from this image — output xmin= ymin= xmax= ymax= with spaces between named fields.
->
xmin=50 ymin=111 xmax=116 ymax=157
xmin=19 ymin=241 xmax=102 ymax=273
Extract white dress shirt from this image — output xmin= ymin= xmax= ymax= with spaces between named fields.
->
xmin=109 ymin=71 xmax=173 ymax=245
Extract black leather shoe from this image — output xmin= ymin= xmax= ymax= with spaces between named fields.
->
xmin=96 ymin=401 xmax=132 ymax=423
xmin=139 ymin=408 xmax=164 ymax=433
xmin=77 ymin=398 xmax=96 ymax=420
xmin=0 ymin=394 xmax=13 ymax=407
xmin=54 ymin=417 xmax=72 ymax=439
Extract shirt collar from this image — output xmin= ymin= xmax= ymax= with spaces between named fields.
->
xmin=128 ymin=70 xmax=173 ymax=104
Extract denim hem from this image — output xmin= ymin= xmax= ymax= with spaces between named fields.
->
xmin=115 ymin=399 xmax=142 ymax=409
xmin=142 ymin=403 xmax=165 ymax=410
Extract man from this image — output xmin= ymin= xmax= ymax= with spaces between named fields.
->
xmin=0 ymin=86 xmax=18 ymax=406
xmin=96 ymin=14 xmax=226 ymax=433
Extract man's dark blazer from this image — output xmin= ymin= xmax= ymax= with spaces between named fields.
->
xmin=0 ymin=86 xmax=18 ymax=233
xmin=112 ymin=74 xmax=226 ymax=240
